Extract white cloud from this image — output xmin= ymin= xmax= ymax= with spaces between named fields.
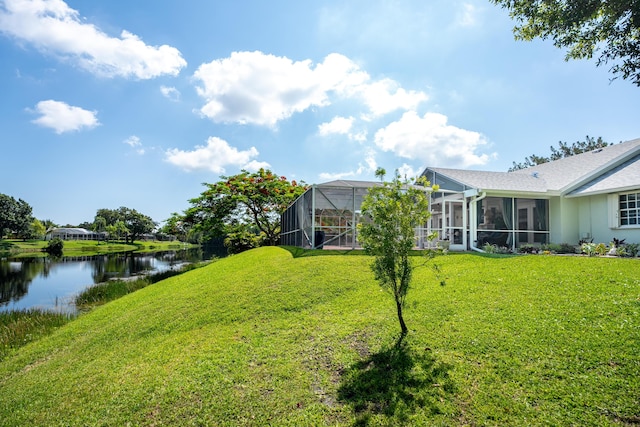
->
xmin=362 ymin=150 xmax=377 ymax=172
xmin=165 ymin=136 xmax=262 ymax=174
xmin=374 ymin=111 xmax=492 ymax=168
xmin=351 ymin=78 xmax=428 ymax=118
xmin=30 ymin=99 xmax=99 ymax=133
xmin=160 ymin=86 xmax=181 ymax=101
xmin=397 ymin=163 xmax=419 ymax=180
xmin=193 ymin=51 xmax=347 ymax=126
xmin=318 ymin=116 xmax=369 ymax=142
xmin=123 ymin=135 xmax=145 ymax=155
xmin=455 ymin=3 xmax=479 ymax=27
xmin=193 ymin=51 xmax=427 ymax=126
xmin=318 ymin=170 xmax=358 ymax=181
xmin=0 ymin=0 xmax=186 ymax=79
xmin=123 ymin=135 xmax=141 ymax=147
xmin=318 ymin=116 xmax=354 ymax=136
xmin=319 ymin=149 xmax=377 ymax=181
xmin=243 ymin=160 xmax=272 ymax=172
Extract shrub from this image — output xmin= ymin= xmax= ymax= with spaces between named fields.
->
xmin=582 ymin=242 xmax=610 ymax=256
xmin=612 ymin=237 xmax=626 ymax=246
xmin=625 ymin=243 xmax=640 ymax=257
xmin=595 ymin=243 xmax=608 ymax=256
xmin=542 ymin=243 xmax=576 ymax=254
xmin=44 ymin=238 xmax=64 ymax=256
xmin=224 ymin=229 xmax=266 ymax=254
xmin=581 ymin=242 xmax=597 ymax=256
xmin=483 ymin=243 xmax=512 ymax=254
xmin=518 ymin=244 xmax=539 ymax=254
xmin=614 ymin=245 xmax=628 ymax=257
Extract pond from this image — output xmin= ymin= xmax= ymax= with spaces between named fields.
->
xmin=0 ymin=247 xmax=218 ymax=314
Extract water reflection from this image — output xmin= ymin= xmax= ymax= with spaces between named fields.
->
xmin=0 ymin=248 xmax=213 ymax=313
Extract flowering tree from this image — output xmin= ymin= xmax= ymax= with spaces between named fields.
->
xmin=191 ymin=169 xmax=306 ymax=248
xmin=358 ymin=169 xmax=436 ymax=336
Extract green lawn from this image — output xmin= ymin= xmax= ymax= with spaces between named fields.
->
xmin=0 ymin=239 xmax=197 ymax=257
xmin=0 ymin=247 xmax=638 ymax=426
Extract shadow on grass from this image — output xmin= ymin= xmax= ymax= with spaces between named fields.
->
xmin=338 ymin=335 xmax=455 ymax=426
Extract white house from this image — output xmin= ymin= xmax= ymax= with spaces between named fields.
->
xmin=281 ymin=138 xmax=640 ymax=251
xmin=422 ymin=137 xmax=640 ymax=251
xmin=45 ymin=227 xmax=106 ymax=241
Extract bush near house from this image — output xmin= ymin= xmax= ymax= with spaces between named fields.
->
xmin=581 ymin=240 xmax=640 ymax=257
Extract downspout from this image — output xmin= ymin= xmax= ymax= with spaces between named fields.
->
xmin=470 ymin=191 xmax=487 ymax=253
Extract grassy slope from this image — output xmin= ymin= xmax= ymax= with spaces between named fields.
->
xmin=0 ymin=248 xmax=638 ymax=426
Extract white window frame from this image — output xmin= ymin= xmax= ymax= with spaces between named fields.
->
xmin=610 ymin=191 xmax=640 ymax=228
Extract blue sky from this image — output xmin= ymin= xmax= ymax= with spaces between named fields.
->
xmin=1 ymin=0 xmax=638 ymax=226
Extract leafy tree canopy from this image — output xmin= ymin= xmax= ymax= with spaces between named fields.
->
xmin=39 ymin=219 xmax=58 ymax=231
xmin=492 ymin=0 xmax=640 ymax=85
xmin=174 ymin=169 xmax=306 ymax=251
xmin=28 ymin=219 xmax=47 ymax=240
xmin=509 ymin=136 xmax=612 ymax=171
xmin=93 ymin=207 xmax=156 ymax=243
xmin=0 ymin=194 xmax=34 ymax=240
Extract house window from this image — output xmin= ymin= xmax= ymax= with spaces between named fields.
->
xmin=619 ymin=192 xmax=640 ymax=226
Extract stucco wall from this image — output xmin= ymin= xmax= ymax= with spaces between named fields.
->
xmin=549 ymin=196 xmax=579 ymax=244
xmin=584 ymin=194 xmax=640 ymax=244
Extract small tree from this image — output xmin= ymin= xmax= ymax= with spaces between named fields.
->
xmin=29 ymin=219 xmax=47 ymax=240
xmin=358 ymin=169 xmax=436 ymax=336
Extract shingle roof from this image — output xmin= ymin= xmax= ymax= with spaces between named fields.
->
xmin=510 ymin=138 xmax=640 ymax=192
xmin=426 ymin=138 xmax=640 ymax=195
xmin=568 ymin=153 xmax=640 ymax=196
xmin=427 ymin=168 xmax=548 ymax=193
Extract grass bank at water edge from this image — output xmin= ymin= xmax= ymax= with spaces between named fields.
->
xmin=0 ymin=239 xmax=198 ymax=258
xmin=0 ymin=247 xmax=638 ymax=426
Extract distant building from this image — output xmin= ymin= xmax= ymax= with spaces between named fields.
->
xmin=45 ymin=227 xmax=106 ymax=241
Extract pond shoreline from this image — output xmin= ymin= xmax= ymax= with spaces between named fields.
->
xmin=0 ymin=239 xmax=199 ymax=259
xmin=0 ymin=259 xmax=212 ymax=362
xmin=1 ymin=247 xmax=218 ymax=315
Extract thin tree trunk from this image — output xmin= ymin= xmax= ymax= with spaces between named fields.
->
xmin=396 ymin=299 xmax=408 ymax=335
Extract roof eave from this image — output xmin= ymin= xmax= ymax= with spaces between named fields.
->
xmin=560 ymin=145 xmax=640 ymax=195
xmin=477 ymin=189 xmax=552 ymax=198
xmin=566 ymin=185 xmax=640 ymax=198
xmin=424 ymin=167 xmax=476 ymax=189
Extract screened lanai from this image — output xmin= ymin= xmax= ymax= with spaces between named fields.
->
xmin=280 ymin=180 xmax=374 ymax=249
xmin=280 ymin=180 xmax=456 ymax=250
